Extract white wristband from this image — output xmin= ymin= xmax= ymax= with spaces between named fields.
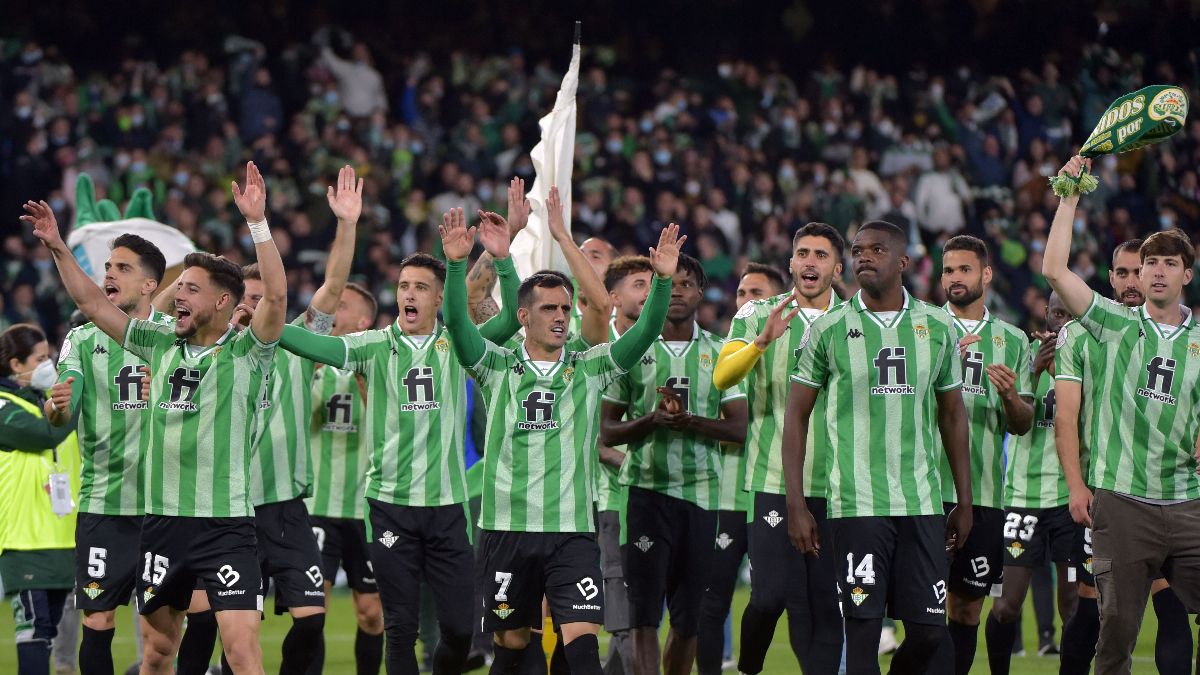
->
xmin=247 ymin=218 xmax=272 ymax=244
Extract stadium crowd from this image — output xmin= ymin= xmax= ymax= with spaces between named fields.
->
xmin=3 ymin=34 xmax=1200 ymax=346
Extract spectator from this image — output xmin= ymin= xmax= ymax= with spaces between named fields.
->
xmin=321 ymin=42 xmax=387 ymax=118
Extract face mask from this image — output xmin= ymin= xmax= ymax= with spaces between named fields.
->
xmin=240 ymin=233 xmax=255 ymax=249
xmin=174 ymin=171 xmax=190 ymax=187
xmin=131 ymin=114 xmax=145 ymax=127
xmin=130 ymin=161 xmax=147 ymax=173
xmin=410 ymin=141 xmax=424 ymax=155
xmin=1073 ymin=217 xmax=1085 ymax=234
xmin=606 ymin=139 xmax=623 ymax=154
xmin=115 ymin=154 xmax=131 ymax=170
xmin=325 ymin=91 xmax=340 ymax=105
xmin=779 ymin=166 xmax=796 ymax=181
xmin=653 ymin=149 xmax=671 ymax=166
xmin=49 ymin=197 xmax=66 ymax=212
xmin=1160 ymin=214 xmax=1173 ymax=228
xmin=639 ymin=118 xmax=654 ymax=134
xmin=781 ymin=117 xmax=797 ymax=132
xmin=16 ymin=106 xmax=32 ymax=119
xmin=477 ymin=185 xmax=494 ymax=201
xmin=29 ymin=360 xmax=56 ymax=390
xmin=717 ymin=63 xmax=733 ymax=78
xmin=335 ymin=119 xmax=351 ymax=132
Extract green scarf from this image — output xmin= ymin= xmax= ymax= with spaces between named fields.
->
xmin=1050 ymin=84 xmax=1189 ymax=197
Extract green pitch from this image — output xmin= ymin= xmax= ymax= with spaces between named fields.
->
xmin=0 ymin=587 xmax=1165 ymax=673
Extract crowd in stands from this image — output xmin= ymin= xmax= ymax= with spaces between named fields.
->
xmin=3 ymin=33 xmax=1200 ymax=346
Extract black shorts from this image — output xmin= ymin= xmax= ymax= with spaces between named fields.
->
xmin=746 ymin=492 xmax=837 ymax=620
xmin=476 ymin=530 xmax=604 ymax=633
xmin=255 ymin=499 xmax=326 ymax=614
xmin=1069 ymin=525 xmax=1095 ymax=587
xmin=135 ymin=515 xmax=261 ymax=614
xmin=367 ymin=499 xmax=475 ymax=639
xmin=75 ymin=513 xmax=142 ymax=611
xmin=1002 ymin=506 xmax=1075 ymax=568
xmin=831 ymin=514 xmax=948 ymax=625
xmin=622 ymin=487 xmax=718 ymax=637
xmin=946 ymin=504 xmax=1004 ymax=599
xmin=310 ymin=516 xmax=377 ymax=594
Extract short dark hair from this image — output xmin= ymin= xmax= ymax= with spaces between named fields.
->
xmin=741 ymin=262 xmax=786 ymax=293
xmin=943 ymin=234 xmax=990 ymax=267
xmin=111 ymin=233 xmax=166 ymax=283
xmin=1140 ymin=229 xmax=1195 ymax=268
xmin=674 ymin=254 xmax=707 ymax=290
xmin=1113 ymin=238 xmax=1145 ymax=267
xmin=184 ymin=252 xmax=245 ymax=302
xmin=604 ymin=256 xmax=654 ymax=292
xmin=344 ymin=282 xmax=378 ymax=322
xmin=240 ymin=263 xmax=261 ymax=281
xmin=398 ymin=253 xmax=446 ymax=285
xmin=855 ymin=220 xmax=907 ymax=248
xmin=0 ymin=324 xmax=46 ymax=376
xmin=793 ymin=222 xmax=846 ymax=256
xmin=518 ymin=271 xmax=575 ymax=309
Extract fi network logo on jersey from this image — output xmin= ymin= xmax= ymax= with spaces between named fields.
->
xmin=961 ymin=352 xmax=986 ymax=397
xmin=161 ymin=367 xmax=201 ymax=411
xmin=634 ymin=536 xmax=654 ymax=553
xmin=378 ymin=530 xmax=399 ymax=548
xmin=1137 ymin=357 xmax=1177 ymax=405
xmin=401 ymin=367 xmax=440 ymax=411
xmin=850 ymin=586 xmax=869 ymax=606
xmin=82 ymin=581 xmax=104 ymax=600
xmin=763 ymin=510 xmax=783 ymax=528
xmin=518 ymin=391 xmax=558 ymax=431
xmin=871 ymin=348 xmax=915 ymax=396
xmin=715 ymin=532 xmax=733 ymax=550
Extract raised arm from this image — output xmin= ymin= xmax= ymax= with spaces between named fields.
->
xmin=308 ymin=165 xmax=363 ymax=327
xmin=782 ymin=382 xmax=821 ymax=554
xmin=278 ymin=324 xmax=350 ymax=368
xmin=467 ymin=177 xmax=529 ymax=323
xmin=233 ymin=161 xmax=287 ymax=343
xmin=475 ymin=203 xmax=521 ymax=343
xmin=547 ymin=185 xmax=612 ymax=346
xmin=1041 ymin=156 xmax=1096 ymax=318
xmin=714 ymin=293 xmax=801 ymax=390
xmin=22 ymin=200 xmax=130 ymax=342
xmin=610 ymin=224 xmax=685 ymax=369
xmin=440 ymin=208 xmax=489 ymax=367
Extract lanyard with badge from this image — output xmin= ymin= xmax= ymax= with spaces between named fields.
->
xmin=45 ymin=445 xmax=74 ymax=517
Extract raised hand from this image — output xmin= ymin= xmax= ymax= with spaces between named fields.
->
xmin=44 ymin=377 xmax=74 ymax=423
xmin=20 ymin=200 xmax=65 ymax=251
xmin=1031 ymin=332 xmax=1057 ymax=377
xmin=232 ymin=161 xmax=268 ymax=222
xmin=327 ymin=165 xmax=364 ymax=223
xmin=438 ymin=208 xmax=476 ymax=262
xmin=506 ymin=177 xmax=531 ymax=239
xmin=477 ymin=210 xmax=511 ymax=259
xmin=546 ymin=185 xmax=569 ymax=242
xmin=986 ymin=364 xmax=1018 ymax=400
xmin=232 ymin=303 xmax=255 ymax=329
xmin=1058 ymin=155 xmax=1092 ymax=181
xmin=754 ymin=292 xmax=803 ymax=350
xmin=958 ymin=333 xmax=982 ymax=358
xmin=649 ymin=223 xmax=687 ymax=278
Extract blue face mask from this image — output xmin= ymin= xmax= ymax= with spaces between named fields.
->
xmin=174 ymin=172 xmax=189 ymax=187
xmin=478 ymin=185 xmax=494 ymax=201
xmin=639 ymin=118 xmax=654 ymax=133
xmin=653 ymin=149 xmax=671 ymax=166
xmin=325 ymin=91 xmax=340 ymax=105
xmin=410 ymin=141 xmax=424 ymax=155
xmin=606 ymin=139 xmax=623 ymax=154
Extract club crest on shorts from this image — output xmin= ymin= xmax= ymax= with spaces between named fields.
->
xmin=378 ymin=530 xmax=399 ymax=548
xmin=634 ymin=535 xmax=654 ymax=552
xmin=1006 ymin=541 xmax=1025 ymax=559
xmin=493 ymin=602 xmax=515 ymax=619
xmin=143 ymin=586 xmax=155 ymax=605
xmin=82 ymin=581 xmax=104 ymax=600
xmin=763 ymin=510 xmax=783 ymax=528
xmin=716 ymin=532 xmax=733 ymax=550
xmin=1084 ymin=557 xmax=1094 ymax=575
xmin=850 ymin=586 xmax=869 ymax=606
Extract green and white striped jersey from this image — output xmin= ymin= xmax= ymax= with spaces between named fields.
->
xmin=470 ymin=341 xmax=626 ymax=533
xmin=58 ymin=310 xmax=173 ymax=516
xmin=340 ymin=323 xmax=469 ymax=507
xmin=1005 ymin=351 xmax=1068 ymax=509
xmin=1054 ymin=320 xmax=1100 ymax=479
xmin=250 ymin=348 xmax=316 ymax=507
xmin=604 ymin=323 xmax=744 ymax=510
xmin=791 ymin=289 xmax=962 ymax=519
xmin=305 ymin=365 xmax=369 ymax=520
xmin=122 ymin=320 xmax=275 ymax=518
xmin=937 ymin=306 xmax=1033 ymax=509
xmin=1068 ymin=292 xmax=1200 ymax=500
xmin=596 ymin=323 xmax=626 ymax=515
xmin=725 ymin=292 xmax=840 ymax=498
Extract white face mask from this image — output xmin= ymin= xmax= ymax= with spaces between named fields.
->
xmin=29 ymin=360 xmax=56 ymax=390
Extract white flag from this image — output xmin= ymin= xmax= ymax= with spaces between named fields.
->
xmin=67 ymin=218 xmax=196 ymax=285
xmin=507 ymin=37 xmax=580 ymax=284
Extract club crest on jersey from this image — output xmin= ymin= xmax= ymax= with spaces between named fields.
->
xmin=82 ymin=582 xmax=104 ymax=600
xmin=634 ymin=536 xmax=654 ymax=552
xmin=378 ymin=531 xmax=399 ymax=548
xmin=912 ymin=324 xmax=929 ymax=340
xmin=850 ymin=586 xmax=869 ymax=606
xmin=1190 ymin=342 xmax=1200 ymax=357
xmin=561 ymin=367 xmax=574 ymax=384
xmin=734 ymin=302 xmax=757 ymax=320
xmin=991 ymin=335 xmax=1006 ymax=349
xmin=1007 ymin=542 xmax=1025 ymax=559
xmin=764 ymin=510 xmax=783 ymax=528
xmin=716 ymin=532 xmax=733 ymax=550
xmin=1055 ymin=330 xmax=1068 ymax=349
xmin=493 ymin=603 xmax=515 ymax=619
xmin=435 ymin=338 xmax=449 ymax=353
xmin=700 ymin=353 xmax=713 ymax=370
